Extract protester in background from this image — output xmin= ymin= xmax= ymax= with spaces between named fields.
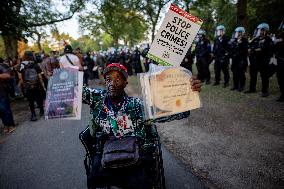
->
xmin=125 ymin=49 xmax=133 ymax=76
xmin=0 ymin=58 xmax=16 ymax=134
xmin=40 ymin=53 xmax=51 ymax=89
xmin=1 ymin=58 xmax=16 ymax=98
xmin=83 ymin=51 xmax=95 ymax=85
xmin=96 ymin=51 xmax=106 ymax=77
xmin=75 ymin=47 xmax=84 ymax=66
xmin=12 ymin=56 xmax=22 ymax=97
xmin=18 ymin=51 xmax=45 ymax=121
xmin=119 ymin=49 xmax=127 ymax=67
xmin=132 ymin=47 xmax=143 ymax=74
xmin=245 ymin=23 xmax=274 ymax=97
xmin=230 ymin=27 xmax=249 ymax=92
xmin=142 ymin=44 xmax=151 ymax=72
xmin=59 ymin=45 xmax=83 ymax=70
xmin=213 ymin=25 xmax=230 ymax=87
xmin=195 ymin=29 xmax=212 ymax=84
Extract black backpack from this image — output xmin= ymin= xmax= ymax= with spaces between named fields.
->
xmin=22 ymin=62 xmax=39 ymax=89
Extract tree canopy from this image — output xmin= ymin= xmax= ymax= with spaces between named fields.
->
xmin=0 ymin=0 xmax=85 ymax=58
xmin=0 ymin=0 xmax=283 ymax=57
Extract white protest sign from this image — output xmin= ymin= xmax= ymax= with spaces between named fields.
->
xmin=147 ymin=4 xmax=203 ymax=67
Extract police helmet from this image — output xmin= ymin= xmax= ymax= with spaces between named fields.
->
xmin=216 ymin=25 xmax=225 ymax=31
xmin=235 ymin=27 xmax=245 ymax=33
xmin=198 ymin=29 xmax=206 ymax=35
xmin=257 ymin=23 xmax=269 ymax=30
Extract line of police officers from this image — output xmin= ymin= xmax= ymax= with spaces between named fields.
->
xmin=193 ymin=22 xmax=284 ymax=102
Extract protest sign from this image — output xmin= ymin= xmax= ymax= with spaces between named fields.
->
xmin=147 ymin=4 xmax=203 ymax=67
xmin=139 ymin=65 xmax=201 ymax=119
xmin=45 ymin=68 xmax=83 ymax=120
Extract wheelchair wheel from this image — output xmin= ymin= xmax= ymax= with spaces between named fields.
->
xmin=153 ymin=141 xmax=166 ymax=189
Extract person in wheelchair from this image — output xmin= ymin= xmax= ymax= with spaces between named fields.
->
xmin=81 ymin=63 xmax=201 ymax=189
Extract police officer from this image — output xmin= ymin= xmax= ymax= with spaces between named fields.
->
xmin=180 ymin=47 xmax=194 ymax=72
xmin=230 ymin=27 xmax=249 ymax=91
xmin=245 ymin=23 xmax=274 ymax=97
xmin=195 ymin=29 xmax=212 ymax=84
xmin=132 ymin=47 xmax=143 ymax=74
xmin=274 ymin=27 xmax=284 ymax=102
xmin=213 ymin=25 xmax=230 ymax=87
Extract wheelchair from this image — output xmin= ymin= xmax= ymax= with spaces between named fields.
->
xmin=79 ymin=124 xmax=166 ymax=189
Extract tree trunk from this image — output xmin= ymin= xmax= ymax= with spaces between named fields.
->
xmin=237 ymin=0 xmax=248 ymax=29
xmin=37 ymin=33 xmax=42 ymax=51
xmin=2 ymin=34 xmax=18 ymax=59
xmin=113 ymin=38 xmax=119 ymax=48
xmin=151 ymin=21 xmax=157 ymax=42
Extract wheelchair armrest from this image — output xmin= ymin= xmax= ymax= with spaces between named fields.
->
xmin=79 ymin=127 xmax=96 ymax=157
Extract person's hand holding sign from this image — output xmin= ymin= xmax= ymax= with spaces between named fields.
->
xmin=191 ymin=76 xmax=202 ymax=92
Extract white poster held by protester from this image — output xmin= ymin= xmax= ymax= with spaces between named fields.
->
xmin=45 ymin=68 xmax=83 ymax=120
xmin=147 ymin=4 xmax=203 ymax=66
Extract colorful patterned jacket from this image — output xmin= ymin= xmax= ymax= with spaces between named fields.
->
xmin=82 ymin=86 xmax=190 ymax=150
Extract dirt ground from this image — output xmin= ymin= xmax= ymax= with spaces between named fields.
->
xmin=1 ymin=71 xmax=284 ymax=189
xmin=126 ymin=69 xmax=284 ymax=189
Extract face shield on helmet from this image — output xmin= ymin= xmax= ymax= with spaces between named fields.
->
xmin=234 ymin=27 xmax=245 ymax=38
xmin=215 ymin=25 xmax=225 ymax=37
xmin=234 ymin=32 xmax=240 ymax=39
xmin=254 ymin=23 xmax=269 ymax=37
xmin=194 ymin=35 xmax=200 ymax=43
xmin=195 ymin=29 xmax=205 ymax=43
xmin=215 ymin=29 xmax=225 ymax=37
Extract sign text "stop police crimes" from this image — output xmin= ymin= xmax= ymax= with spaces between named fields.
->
xmin=147 ymin=4 xmax=203 ymax=67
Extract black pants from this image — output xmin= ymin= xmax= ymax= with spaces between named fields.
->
xmin=249 ymin=57 xmax=270 ymax=93
xmin=214 ymin=57 xmax=230 ymax=84
xmin=276 ymin=59 xmax=284 ymax=96
xmin=197 ymin=57 xmax=211 ymax=82
xmin=126 ymin=63 xmax=133 ymax=76
xmin=134 ymin=61 xmax=143 ymax=74
xmin=26 ymin=87 xmax=44 ymax=115
xmin=88 ymin=153 xmax=154 ymax=189
xmin=144 ymin=61 xmax=150 ymax=72
xmin=83 ymin=71 xmax=89 ymax=86
xmin=231 ymin=59 xmax=247 ymax=89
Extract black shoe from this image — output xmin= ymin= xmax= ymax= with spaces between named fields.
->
xmin=231 ymin=87 xmax=237 ymax=91
xmin=276 ymin=95 xmax=284 ymax=102
xmin=31 ymin=113 xmax=37 ymax=121
xmin=244 ymin=90 xmax=256 ymax=94
xmin=261 ymin=92 xmax=269 ymax=97
xmin=213 ymin=82 xmax=220 ymax=86
xmin=223 ymin=83 xmax=229 ymax=88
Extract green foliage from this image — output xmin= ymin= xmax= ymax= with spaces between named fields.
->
xmin=71 ymin=35 xmax=98 ymax=52
xmin=51 ymin=28 xmax=74 ymax=42
xmin=0 ymin=0 xmax=85 ymax=58
xmin=176 ymin=0 xmax=283 ymax=40
xmin=79 ymin=0 xmax=148 ymax=47
xmin=247 ymin=0 xmax=284 ymax=36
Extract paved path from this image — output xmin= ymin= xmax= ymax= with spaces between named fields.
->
xmin=0 ymin=104 xmax=206 ymax=189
